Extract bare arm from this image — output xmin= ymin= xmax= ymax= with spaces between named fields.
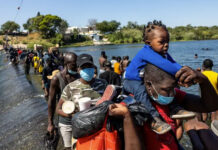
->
xmin=109 ymin=104 xmax=144 ymax=150
xmin=48 ymin=76 xmax=59 ymax=126
xmin=176 ymin=66 xmax=218 ymax=112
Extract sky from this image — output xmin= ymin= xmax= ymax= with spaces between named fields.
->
xmin=1 ymin=0 xmax=218 ymax=30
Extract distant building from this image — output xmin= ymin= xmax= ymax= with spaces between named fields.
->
xmin=91 ymin=34 xmax=103 ymax=41
xmin=65 ymin=26 xmax=89 ymax=35
xmin=65 ymin=26 xmax=102 ymax=41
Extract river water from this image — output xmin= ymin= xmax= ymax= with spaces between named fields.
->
xmin=0 ymin=40 xmax=218 ymax=150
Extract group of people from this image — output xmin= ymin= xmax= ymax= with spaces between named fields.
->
xmin=5 ymin=20 xmax=218 ymax=150
xmin=46 ymin=20 xmax=218 ymax=150
xmin=98 ymin=51 xmax=130 ymax=86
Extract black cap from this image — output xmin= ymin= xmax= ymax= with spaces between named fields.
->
xmin=77 ymin=54 xmax=94 ymax=67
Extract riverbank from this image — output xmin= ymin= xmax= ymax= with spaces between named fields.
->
xmin=1 ymin=32 xmax=218 ymax=49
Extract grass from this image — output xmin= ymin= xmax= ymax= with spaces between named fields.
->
xmin=0 ymin=32 xmax=55 ymax=49
xmin=0 ymin=33 xmax=95 ymax=49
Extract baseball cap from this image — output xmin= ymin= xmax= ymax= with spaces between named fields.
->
xmin=77 ymin=54 xmax=94 ymax=67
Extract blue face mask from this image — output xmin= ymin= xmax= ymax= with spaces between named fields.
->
xmin=80 ymin=68 xmax=95 ymax=81
xmin=151 ymin=84 xmax=175 ymax=105
xmin=68 ymin=69 xmax=77 ymax=76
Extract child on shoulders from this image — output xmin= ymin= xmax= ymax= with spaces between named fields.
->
xmin=124 ymin=20 xmax=195 ymax=134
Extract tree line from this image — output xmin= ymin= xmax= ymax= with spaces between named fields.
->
xmin=1 ymin=14 xmax=218 ymax=46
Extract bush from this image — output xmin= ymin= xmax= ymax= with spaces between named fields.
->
xmin=128 ymin=37 xmax=134 ymax=43
xmin=211 ymin=34 xmax=218 ymax=39
xmin=106 ymin=28 xmax=142 ymax=44
xmin=22 ymin=40 xmax=28 ymax=44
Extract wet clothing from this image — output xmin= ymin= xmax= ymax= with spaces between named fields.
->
xmin=99 ymin=71 xmax=121 ymax=86
xmin=187 ymin=129 xmax=218 ymax=150
xmin=143 ymin=88 xmax=186 ymax=150
xmin=202 ymin=70 xmax=218 ymax=93
xmin=123 ymin=44 xmax=182 ymax=118
xmin=114 ymin=62 xmax=121 ymax=75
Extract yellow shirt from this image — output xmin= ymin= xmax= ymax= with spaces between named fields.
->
xmin=33 ymin=56 xmax=40 ymax=68
xmin=114 ymin=62 xmax=121 ymax=75
xmin=202 ymin=70 xmax=218 ymax=94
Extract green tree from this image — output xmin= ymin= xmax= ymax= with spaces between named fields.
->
xmin=23 ymin=15 xmax=44 ymax=32
xmin=58 ymin=20 xmax=69 ymax=34
xmin=23 ymin=14 xmax=68 ymax=38
xmin=96 ymin=20 xmax=120 ymax=33
xmin=1 ymin=21 xmax=20 ymax=33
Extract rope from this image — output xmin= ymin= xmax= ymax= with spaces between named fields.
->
xmin=13 ymin=0 xmax=24 ymax=22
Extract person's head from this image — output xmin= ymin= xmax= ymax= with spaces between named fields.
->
xmin=123 ymin=56 xmax=129 ymax=60
xmin=194 ymin=54 xmax=198 ymax=58
xmin=101 ymin=51 xmax=106 ymax=58
xmin=77 ymin=54 xmax=95 ymax=82
xmin=104 ymin=61 xmax=112 ymax=71
xmin=144 ymin=63 xmax=177 ymax=105
xmin=64 ymin=52 xmax=77 ymax=75
xmin=117 ymin=56 xmax=121 ymax=62
xmin=143 ymin=20 xmax=169 ymax=56
xmin=202 ymin=59 xmax=213 ymax=71
xmin=112 ymin=56 xmax=116 ymax=60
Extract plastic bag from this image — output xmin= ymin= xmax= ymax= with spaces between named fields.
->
xmin=76 ymin=114 xmax=121 ymax=150
xmin=128 ymin=102 xmax=151 ymax=126
xmin=44 ymin=127 xmax=59 ymax=150
xmin=72 ymin=101 xmax=114 ymax=139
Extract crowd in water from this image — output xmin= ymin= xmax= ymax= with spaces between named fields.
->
xmin=2 ymin=20 xmax=218 ymax=150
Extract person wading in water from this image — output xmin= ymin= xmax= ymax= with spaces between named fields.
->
xmin=47 ymin=53 xmax=79 ymax=143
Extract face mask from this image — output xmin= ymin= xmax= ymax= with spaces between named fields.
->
xmin=80 ymin=68 xmax=94 ymax=81
xmin=68 ymin=69 xmax=77 ymax=76
xmin=150 ymin=84 xmax=174 ymax=105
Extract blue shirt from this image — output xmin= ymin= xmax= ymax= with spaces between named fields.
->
xmin=125 ymin=45 xmax=182 ymax=81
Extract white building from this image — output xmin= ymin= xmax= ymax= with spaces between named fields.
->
xmin=65 ymin=26 xmax=104 ymax=41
